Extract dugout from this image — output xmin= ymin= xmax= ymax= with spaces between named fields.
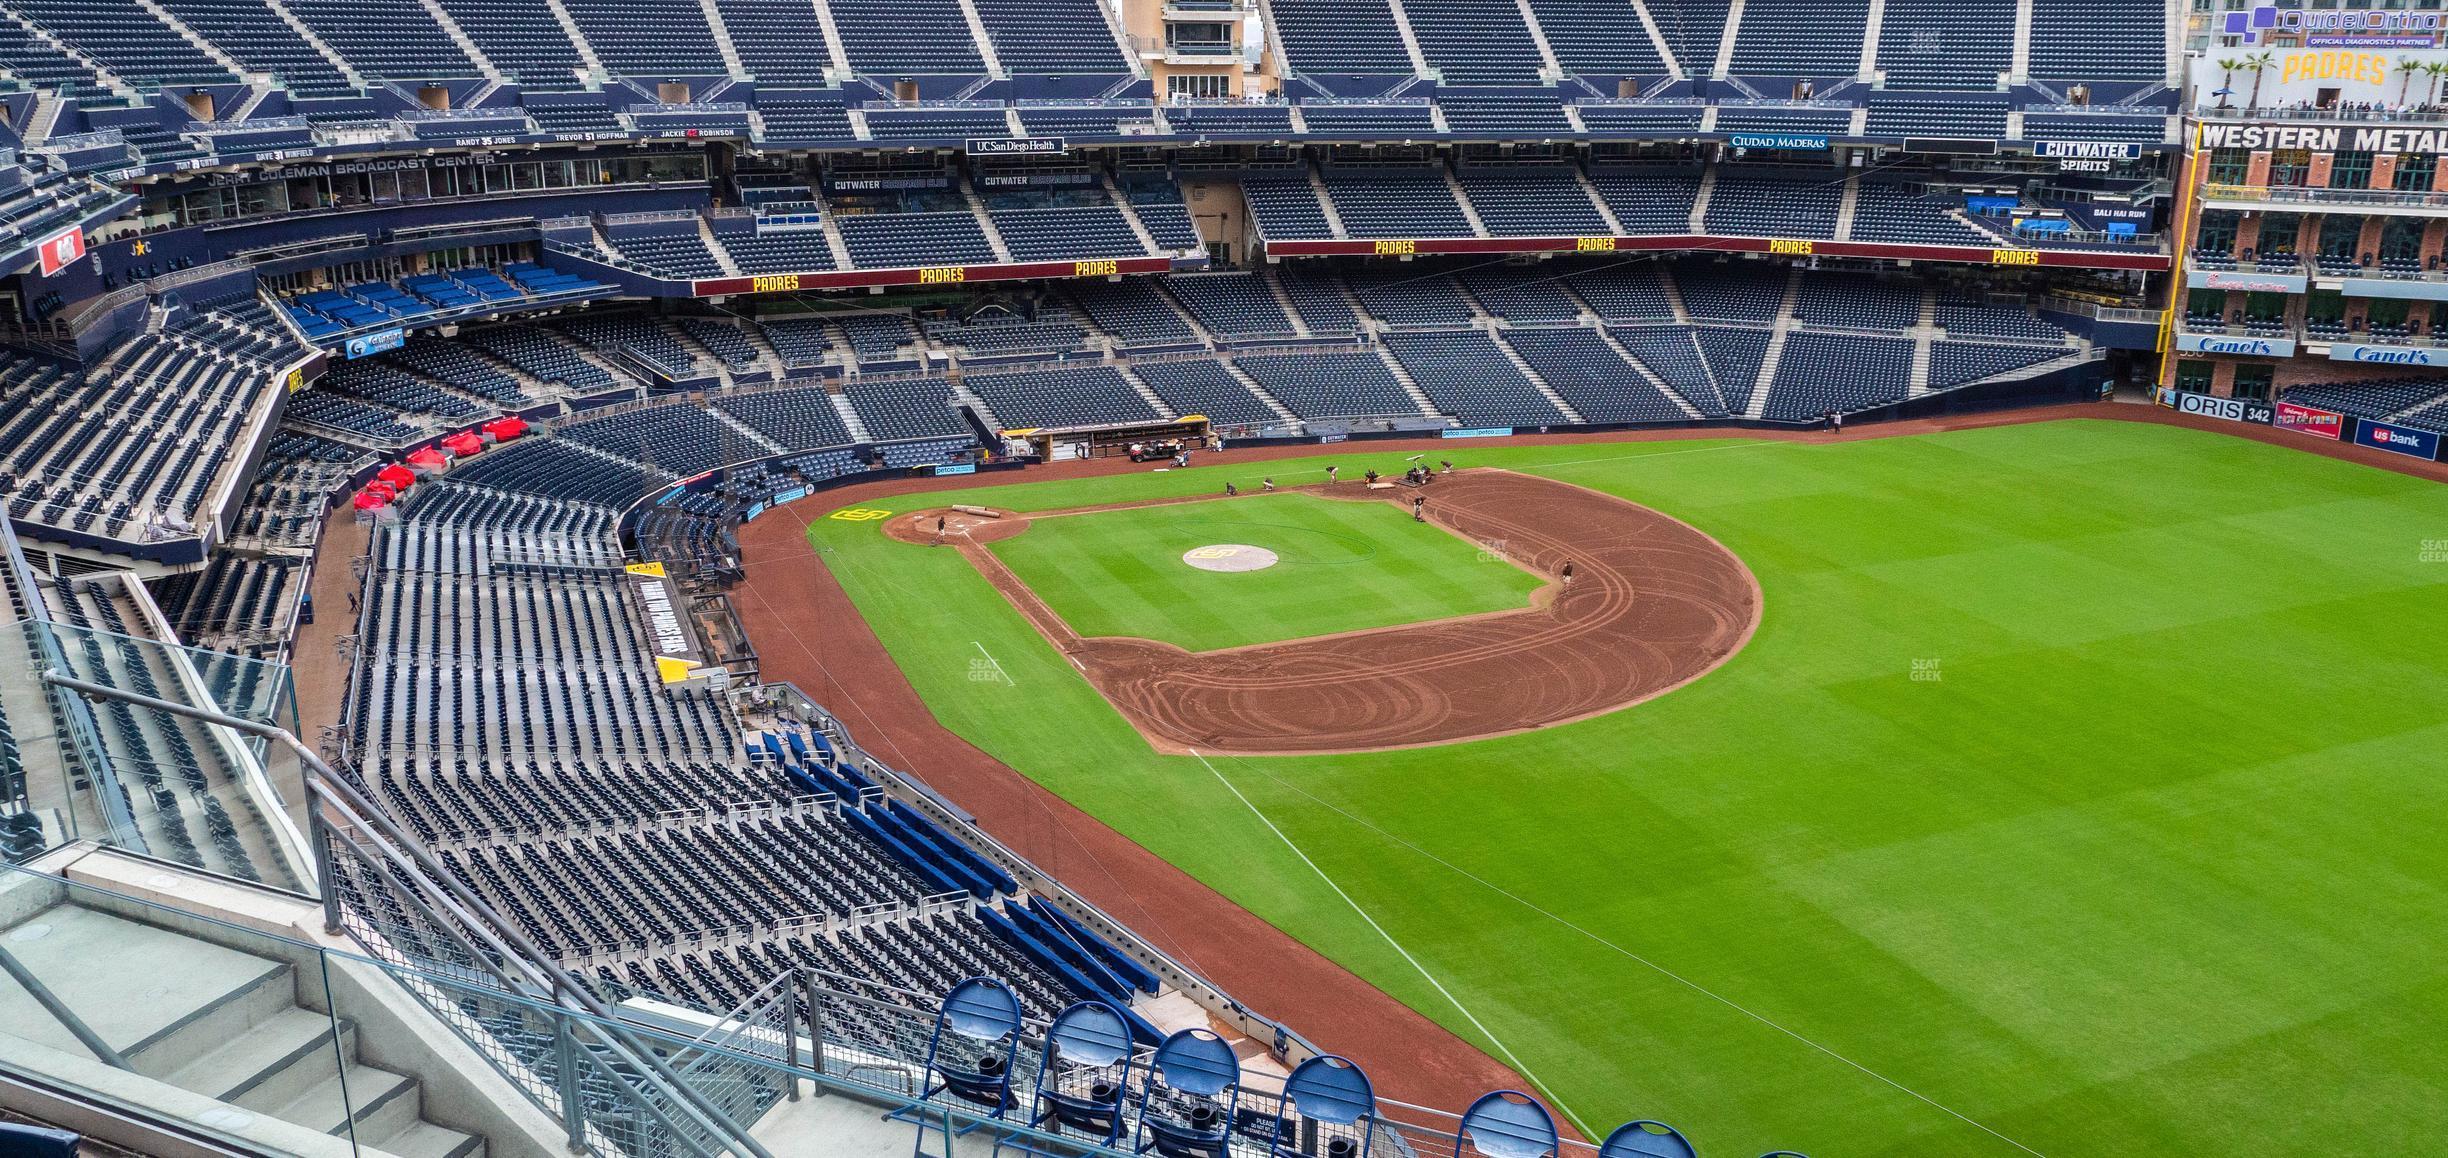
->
xmin=1007 ymin=416 xmax=1212 ymax=461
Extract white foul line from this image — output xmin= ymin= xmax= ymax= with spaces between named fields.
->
xmin=1189 ymin=749 xmax=1598 ymax=1139
xmin=1237 ymin=764 xmax=2048 ymax=1157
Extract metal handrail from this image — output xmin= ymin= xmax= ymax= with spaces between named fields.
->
xmin=38 ymin=668 xmax=776 ymax=1158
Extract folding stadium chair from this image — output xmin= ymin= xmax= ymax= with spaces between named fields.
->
xmin=894 ymin=977 xmax=1025 ymax=1157
xmin=1130 ymin=1028 xmax=1240 ymax=1158
xmin=1008 ymin=999 xmax=1136 ymax=1155
xmin=1266 ymin=1054 xmax=1376 ymax=1158
xmin=1454 ymin=1091 xmax=1558 ymax=1158
xmin=1597 ymin=1120 xmax=1697 ymax=1158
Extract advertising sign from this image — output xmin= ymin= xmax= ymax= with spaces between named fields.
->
xmin=2353 ymin=417 xmax=2443 ymax=459
xmin=2163 ymin=388 xmax=2276 ymax=424
xmin=933 ymin=462 xmax=978 ymax=476
xmin=346 ymin=327 xmax=407 ymax=359
xmin=966 ymin=136 xmax=1066 ymax=156
xmin=1726 ymin=133 xmax=1829 ymax=151
xmin=34 ymin=226 xmax=85 ymax=276
xmin=2174 ymin=333 xmax=2297 ymax=358
xmin=625 ymin=561 xmax=709 ymax=684
xmin=2035 ymin=141 xmax=2143 ymax=160
xmin=2326 ymin=342 xmax=2448 ymax=366
xmin=2194 ymin=270 xmax=2308 ymax=293
xmin=1441 ymin=427 xmax=1515 ymax=439
xmin=2273 ymin=401 xmax=2346 ymax=439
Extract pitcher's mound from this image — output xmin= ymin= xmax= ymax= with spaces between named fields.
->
xmin=1183 ymin=544 xmax=1279 ymax=573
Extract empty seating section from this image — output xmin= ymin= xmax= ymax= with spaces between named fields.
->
xmin=715 ymin=0 xmax=834 ymax=85
xmin=1727 ymin=0 xmax=1866 ymax=76
xmin=1298 ymin=102 xmax=1439 ymax=137
xmin=1876 ymin=0 xmax=2012 ymax=87
xmin=1762 ymin=332 xmax=1911 ymax=420
xmin=971 ymin=0 xmax=1126 ymax=72
xmin=1589 ymin=169 xmax=1701 ymax=234
xmin=843 ymin=378 xmax=971 ymax=441
xmin=758 ymin=99 xmax=857 ymax=144
xmin=1235 ymin=352 xmax=1421 ymax=420
xmin=926 ymin=309 xmax=1086 ymax=357
xmin=9 ymin=0 xmax=236 ymax=87
xmin=1526 ymin=0 xmax=1668 ymax=76
xmin=1693 ymin=327 xmax=1771 ymax=412
xmin=835 ymin=212 xmax=998 ymax=269
xmin=391 ymin=341 xmax=530 ymax=405
xmin=1649 ymin=0 xmax=1730 ymax=76
xmin=712 ymin=387 xmax=854 ymax=448
xmin=279 ymin=0 xmax=482 ymax=78
xmin=1166 ymin=273 xmax=1298 ymax=338
xmin=2028 ymin=0 xmax=2166 ymax=82
xmin=1274 ymin=270 xmax=1364 ymax=335
xmin=1320 ymin=167 xmax=1476 ymax=238
xmin=864 ymin=107 xmax=1011 ymax=142
xmin=1458 ymin=167 xmax=1608 ymax=237
xmin=447 ymin=437 xmax=662 ymax=504
xmin=1166 ymin=103 xmax=1297 ymax=135
xmin=1864 ymin=97 xmax=2008 ymax=139
xmin=1266 ymin=0 xmax=1415 ymax=75
xmin=1794 ymin=274 xmax=1920 ymax=331
xmin=563 ymin=315 xmax=701 ymax=378
xmin=1350 ymin=271 xmax=1476 ymax=327
xmin=1069 ymin=280 xmax=1200 ymax=347
xmin=1613 ymin=328 xmax=1727 ymax=416
xmin=1706 ymin=172 xmax=1840 ymax=237
xmin=1574 ymin=104 xmax=1705 ymax=136
xmin=465 ymin=326 xmax=620 ymax=393
xmin=0 ymin=21 xmax=111 ymax=95
xmin=1712 ymin=105 xmax=1852 ymax=136
xmin=1848 ymin=183 xmax=1997 ymax=246
xmin=1929 ymin=342 xmax=2066 ymax=387
xmin=1675 ymin=264 xmax=1786 ymax=323
xmin=1436 ymin=94 xmax=1573 ymax=138
xmin=436 ymin=0 xmax=587 ymax=88
xmin=964 ymin=367 xmax=1160 ymax=429
xmin=989 ymin=206 xmax=1147 ymax=261
xmin=556 ymin=0 xmax=728 ymax=74
xmin=2021 ymin=113 xmax=2168 ymax=143
xmin=1401 ymin=0 xmax=1546 ymax=83
xmin=1126 ymin=195 xmax=1202 ymax=253
xmin=2282 ymin=380 xmax=2448 ymax=432
xmin=156 ymin=0 xmax=352 ymax=95
xmin=1505 ymin=329 xmax=1691 ymax=423
xmin=559 ymin=406 xmax=756 ymax=476
xmin=718 ymin=226 xmax=836 ymax=273
xmin=0 ymin=339 xmax=272 ymax=538
xmin=1937 ymin=296 xmax=2068 ymax=342
xmin=608 ymin=227 xmax=727 ymax=278
xmin=835 ymin=314 xmax=920 ymax=364
xmin=1135 ymin=360 xmax=1279 ymax=426
xmin=1384 ymin=332 xmax=1566 ymax=427
xmin=1568 ymin=267 xmax=1676 ymax=321
xmin=1461 ymin=268 xmax=1582 ymax=323
xmin=151 ymin=555 xmax=305 ymax=655
xmin=679 ymin=318 xmax=761 ymax=370
xmin=827 ymin=0 xmax=985 ymax=73
xmin=1240 ymin=176 xmax=1337 ymax=240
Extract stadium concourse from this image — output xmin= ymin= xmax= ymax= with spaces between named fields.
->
xmin=1 ymin=0 xmax=2440 ymax=1150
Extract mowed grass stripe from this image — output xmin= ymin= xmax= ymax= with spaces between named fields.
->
xmin=986 ymin=491 xmax=1544 ymax=651
xmin=811 ymin=420 xmax=2448 ymax=1156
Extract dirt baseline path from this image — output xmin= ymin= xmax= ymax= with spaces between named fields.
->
xmin=896 ymin=471 xmax=1762 ymax=754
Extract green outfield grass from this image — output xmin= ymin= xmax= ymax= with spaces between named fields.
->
xmin=983 ymin=491 xmax=1544 ymax=651
xmin=806 ymin=420 xmax=2448 ymax=1157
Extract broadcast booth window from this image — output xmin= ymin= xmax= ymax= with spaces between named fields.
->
xmin=2232 ymin=365 xmax=2274 ymax=403
xmin=2176 ymin=360 xmax=2214 ymax=395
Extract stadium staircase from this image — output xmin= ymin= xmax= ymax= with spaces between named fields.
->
xmin=1711 ymin=0 xmax=1745 ymax=77
xmin=1856 ymin=0 xmax=1886 ymax=78
xmin=419 ymin=0 xmax=499 ymax=80
xmin=1575 ymin=168 xmax=1629 ymax=236
xmin=1832 ymin=176 xmax=1862 ymax=241
xmin=1306 ymin=165 xmax=1352 ymax=240
xmin=0 ymin=890 xmax=490 ymax=1158
xmin=1495 ymin=333 xmax=1584 ymax=423
xmin=540 ymin=0 xmax=609 ymax=82
xmin=828 ymin=392 xmax=873 ymax=441
xmin=1374 ymin=347 xmax=1446 ymax=420
xmin=697 ymin=0 xmax=751 ymax=79
xmin=1597 ymin=326 xmax=1705 ymax=419
xmin=2010 ymin=0 xmax=2034 ymax=78
xmin=1658 ymin=267 xmax=1693 ymax=325
xmin=952 ymin=0 xmax=1008 ymax=77
xmin=1260 ymin=271 xmax=1315 ymax=338
xmin=1221 ymin=360 xmax=1303 ymax=424
xmin=130 ymin=0 xmax=250 ymax=80
xmin=1113 ymin=365 xmax=1178 ymax=419
xmin=696 ymin=218 xmax=744 ymax=276
xmin=1441 ymin=167 xmax=1492 ymax=239
xmin=1742 ymin=269 xmax=1803 ymax=420
xmin=1103 ymin=175 xmax=1164 ymax=256
xmin=1687 ymin=167 xmax=1718 ymax=234
xmin=1514 ymin=0 xmax=1564 ymax=80
xmin=962 ymin=184 xmax=1018 ymax=264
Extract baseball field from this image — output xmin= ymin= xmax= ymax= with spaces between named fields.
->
xmin=799 ymin=418 xmax=2448 ymax=1156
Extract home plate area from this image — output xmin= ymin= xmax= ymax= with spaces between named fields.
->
xmin=1181 ymin=544 xmax=1279 ymax=572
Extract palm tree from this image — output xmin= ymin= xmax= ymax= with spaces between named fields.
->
xmin=2245 ymin=50 xmax=2277 ymax=110
xmin=2400 ymin=56 xmax=2426 ymax=105
xmin=2423 ymin=60 xmax=2446 ymax=107
xmin=2216 ymin=57 xmax=2243 ymax=108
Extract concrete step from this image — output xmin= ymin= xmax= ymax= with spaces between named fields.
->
xmin=167 ymin=1007 xmax=353 ymax=1105
xmin=0 ymin=905 xmax=292 ymax=1075
xmin=378 ymin=1118 xmax=488 ymax=1158
xmin=252 ymin=1058 xmax=418 ymax=1139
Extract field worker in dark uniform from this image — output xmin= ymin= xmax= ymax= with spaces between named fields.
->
xmin=1225 ymin=481 xmax=1237 ymax=496
xmin=1263 ymin=477 xmax=1276 ymax=492
xmin=1413 ymin=495 xmax=1426 ymax=522
xmin=934 ymin=515 xmax=947 ymax=545
xmin=1327 ymin=465 xmax=1339 ymax=484
xmin=1561 ymin=561 xmax=1575 ymax=588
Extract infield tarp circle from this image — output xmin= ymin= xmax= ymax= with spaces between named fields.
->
xmin=1182 ymin=544 xmax=1279 ymax=573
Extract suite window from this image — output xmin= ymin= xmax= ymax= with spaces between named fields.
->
xmin=2393 ymin=152 xmax=2435 ymax=190
xmin=2207 ymin=148 xmax=2251 ymax=185
xmin=2231 ymin=365 xmax=2274 ymax=401
xmin=2176 ymin=360 xmax=2216 ymax=392
xmin=2330 ymin=150 xmax=2373 ymax=188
